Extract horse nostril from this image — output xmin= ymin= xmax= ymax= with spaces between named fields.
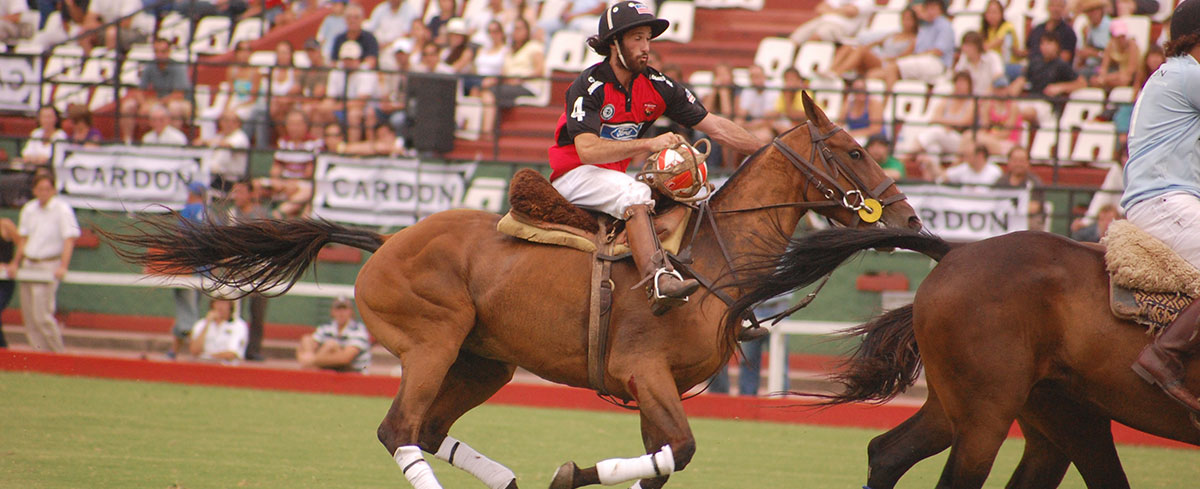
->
xmin=908 ymin=216 xmax=923 ymax=230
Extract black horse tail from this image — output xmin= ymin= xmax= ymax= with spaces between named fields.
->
xmin=99 ymin=213 xmax=387 ymax=297
xmin=807 ymin=304 xmax=921 ymax=405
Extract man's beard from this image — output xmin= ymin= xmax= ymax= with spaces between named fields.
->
xmin=618 ymin=43 xmax=648 ymax=72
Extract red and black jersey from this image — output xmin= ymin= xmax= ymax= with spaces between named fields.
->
xmin=547 ymin=62 xmax=708 ymax=181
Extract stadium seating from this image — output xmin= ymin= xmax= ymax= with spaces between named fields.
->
xmin=657 ymin=1 xmax=696 ymax=43
xmin=753 ymin=37 xmax=797 ymax=84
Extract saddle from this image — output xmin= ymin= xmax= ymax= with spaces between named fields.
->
xmin=1103 ymin=220 xmax=1200 ymax=335
xmin=495 ymin=168 xmax=694 ymax=395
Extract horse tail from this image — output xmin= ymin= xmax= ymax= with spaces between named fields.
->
xmin=99 ymin=214 xmax=387 ymax=297
xmin=806 ymin=304 xmax=921 ymax=405
xmin=722 ymin=227 xmax=949 ymax=338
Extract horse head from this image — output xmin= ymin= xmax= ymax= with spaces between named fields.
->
xmin=769 ymin=92 xmax=921 ymax=231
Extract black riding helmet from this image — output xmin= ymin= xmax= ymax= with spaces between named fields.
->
xmin=597 ymin=1 xmax=670 ymax=46
xmin=1173 ymin=0 xmax=1200 ymax=41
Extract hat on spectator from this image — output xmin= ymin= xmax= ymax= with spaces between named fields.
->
xmin=391 ymin=37 xmax=414 ymax=54
xmin=1110 ymin=18 xmax=1129 ymax=37
xmin=445 ymin=17 xmax=469 ymax=36
xmin=332 ymin=296 xmax=353 ymax=308
xmin=866 ymin=134 xmax=890 ymax=147
xmin=187 ymin=181 xmax=207 ymax=195
xmin=339 ymin=40 xmax=362 ymax=60
xmin=1172 ymin=0 xmax=1200 ymax=40
xmin=303 ymin=39 xmax=321 ymax=51
xmin=1078 ymin=0 xmax=1107 ymax=12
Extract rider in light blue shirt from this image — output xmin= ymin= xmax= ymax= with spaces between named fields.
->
xmin=1121 ymin=0 xmax=1200 ymax=416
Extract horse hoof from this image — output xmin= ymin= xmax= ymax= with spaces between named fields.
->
xmin=549 ymin=461 xmax=578 ymax=489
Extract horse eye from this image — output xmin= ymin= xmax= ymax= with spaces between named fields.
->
xmin=849 ymin=150 xmax=863 ymax=160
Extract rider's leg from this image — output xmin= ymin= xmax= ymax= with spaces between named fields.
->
xmin=1132 ymin=296 xmax=1200 ymax=413
xmin=624 ymin=203 xmax=699 ymax=315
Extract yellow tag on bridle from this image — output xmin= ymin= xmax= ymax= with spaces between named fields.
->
xmin=858 ymin=198 xmax=883 ymax=223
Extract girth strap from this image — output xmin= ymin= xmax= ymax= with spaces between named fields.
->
xmin=587 ymin=221 xmax=616 ymax=395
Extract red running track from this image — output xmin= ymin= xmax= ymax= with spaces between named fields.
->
xmin=1 ymin=350 xmax=1194 ymax=450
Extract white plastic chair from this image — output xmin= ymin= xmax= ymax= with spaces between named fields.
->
xmin=190 ymin=16 xmax=232 ymax=55
xmin=1028 ymin=127 xmax=1071 ymax=161
xmin=1071 ymin=122 xmax=1117 ymax=163
xmin=1118 ymin=15 xmax=1152 ymax=56
xmin=544 ymin=30 xmax=587 ymax=73
xmin=1107 ymin=86 xmax=1135 ymax=104
xmin=753 ymin=37 xmax=797 ymax=84
xmin=657 ymin=1 xmax=695 ymax=43
xmin=688 ymin=70 xmax=714 ymax=101
xmin=810 ymin=77 xmax=845 ymax=122
xmin=455 ymin=98 xmax=484 ymax=140
xmin=951 ymin=14 xmax=982 ymax=44
xmin=889 ymin=79 xmax=930 ymax=124
xmin=866 ymin=11 xmax=902 ymax=38
xmin=231 ymin=17 xmax=265 ymax=47
xmin=792 ymin=41 xmax=834 ymax=80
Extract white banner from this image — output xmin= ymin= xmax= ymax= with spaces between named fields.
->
xmin=0 ymin=55 xmax=39 ymax=111
xmin=53 ymin=144 xmax=209 ymax=212
xmin=312 ymin=155 xmax=477 ymax=227
xmin=903 ymin=184 xmax=1030 ymax=241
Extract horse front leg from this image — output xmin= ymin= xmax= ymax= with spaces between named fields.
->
xmin=549 ymin=368 xmax=695 ymax=489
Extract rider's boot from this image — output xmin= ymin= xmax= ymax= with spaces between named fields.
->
xmin=1131 ymin=296 xmax=1200 ymax=413
xmin=624 ymin=203 xmax=699 ymax=316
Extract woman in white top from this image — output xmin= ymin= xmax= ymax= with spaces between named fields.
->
xmin=21 ymin=106 xmax=67 ymax=166
xmin=267 ymin=41 xmax=300 ymax=122
xmin=481 ymin=18 xmax=544 ymax=137
xmin=472 ymin=21 xmax=509 ymax=96
xmin=196 ymin=110 xmax=251 ymax=192
xmin=900 ymin=72 xmax=978 ymax=165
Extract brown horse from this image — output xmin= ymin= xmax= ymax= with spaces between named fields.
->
xmin=725 ymin=228 xmax=1200 ymax=489
xmin=103 ymin=94 xmax=921 ymax=489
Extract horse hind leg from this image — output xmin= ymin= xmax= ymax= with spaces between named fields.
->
xmin=421 ymin=351 xmax=520 ymax=489
xmin=549 ymin=367 xmax=695 ymax=489
xmin=864 ymin=389 xmax=953 ymax=489
xmin=1006 ymin=386 xmax=1130 ymax=489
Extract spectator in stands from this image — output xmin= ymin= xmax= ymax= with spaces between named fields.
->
xmin=132 ymin=38 xmax=192 ymax=121
xmin=467 ymin=0 xmax=516 ymax=48
xmin=701 ymin=63 xmax=738 ymax=168
xmin=198 ymin=41 xmax=261 ymax=142
xmin=842 ymin=77 xmax=884 ymax=143
xmin=9 ymin=172 xmax=79 ymax=352
xmin=223 ymin=180 xmax=269 ymax=361
xmin=981 ymin=0 xmax=1021 ymax=79
xmin=1011 ymin=32 xmax=1086 ymax=123
xmin=867 ymin=0 xmax=955 ymax=87
xmin=866 ymin=134 xmax=906 ymax=180
xmin=265 ymin=41 xmax=301 ymax=130
xmin=21 ymin=106 xmax=66 ymax=166
xmin=788 ymin=0 xmax=876 ymax=45
xmin=955 ymin=31 xmax=1005 ymax=95
xmin=994 ymin=145 xmax=1043 ymax=188
xmin=317 ymin=0 xmax=348 ymax=61
xmin=427 ymin=0 xmax=458 ymax=39
xmin=0 ymin=0 xmax=30 ymax=43
xmin=1071 ymin=150 xmax=1123 ymax=232
xmin=1071 ymin=203 xmax=1119 ymax=242
xmin=413 ymin=39 xmax=454 ymax=74
xmin=83 ymin=0 xmax=150 ymax=52
xmin=116 ymin=99 xmax=138 ymax=145
xmin=974 ymin=79 xmax=1021 ymax=156
xmin=734 ymin=65 xmax=779 ymax=142
xmin=368 ymin=0 xmax=420 ymax=47
xmin=1027 ymin=198 xmax=1049 ymax=231
xmin=1075 ymin=0 xmax=1112 ymax=79
xmin=481 ymin=17 xmax=544 ymax=138
xmin=298 ymin=39 xmax=331 ymax=129
xmin=473 ymin=20 xmax=509 ymax=97
xmin=380 ymin=43 xmax=412 ymax=139
xmin=823 ymin=6 xmax=917 ymax=80
xmin=766 ymin=68 xmax=810 ymax=135
xmin=266 ymin=109 xmax=321 ymax=219
xmin=901 ymin=72 xmax=976 ymax=164
xmin=296 ymin=296 xmax=371 ymax=373
xmin=538 ymin=0 xmax=606 ymax=40
xmin=65 ymin=105 xmax=101 ymax=147
xmin=1090 ymin=19 xmax=1141 ymax=89
xmin=332 ymin=3 xmax=380 ymax=69
xmin=346 ymin=123 xmax=409 ymax=156
xmin=942 ymin=141 xmax=1002 ymax=185
xmin=321 ymin=122 xmax=347 ymax=154
xmin=31 ymin=0 xmax=84 ymax=49
xmin=165 ymin=181 xmax=207 ymax=360
xmin=325 ymin=40 xmax=381 ymax=144
xmin=188 ymin=298 xmax=249 ymax=364
xmin=0 ymin=217 xmax=16 ymax=348
xmin=444 ymin=18 xmax=479 ymax=93
xmin=142 ymin=104 xmax=188 ymax=146
xmin=1021 ymin=0 xmax=1078 ymax=64
xmin=196 ymin=110 xmax=250 ymax=192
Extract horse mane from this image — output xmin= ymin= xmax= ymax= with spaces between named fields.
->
xmin=709 ymin=124 xmax=806 ymax=204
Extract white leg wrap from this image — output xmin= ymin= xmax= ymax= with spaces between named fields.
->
xmin=435 ymin=436 xmax=516 ymax=489
xmin=394 ymin=445 xmax=443 ymax=489
xmin=595 ymin=444 xmax=675 ymax=486
xmin=630 ymin=481 xmax=645 ymax=489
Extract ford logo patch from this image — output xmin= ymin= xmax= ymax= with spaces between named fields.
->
xmin=601 ymin=123 xmax=642 ymax=141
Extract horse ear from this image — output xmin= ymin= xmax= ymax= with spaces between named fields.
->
xmin=802 ymin=91 xmax=832 ymax=129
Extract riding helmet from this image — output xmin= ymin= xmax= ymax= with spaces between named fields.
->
xmin=597 ymin=2 xmax=670 ymax=45
xmin=1171 ymin=0 xmax=1200 ymax=41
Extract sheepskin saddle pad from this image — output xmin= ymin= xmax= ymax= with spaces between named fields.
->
xmin=497 ymin=169 xmax=690 ymax=255
xmin=1103 ymin=220 xmax=1200 ymax=335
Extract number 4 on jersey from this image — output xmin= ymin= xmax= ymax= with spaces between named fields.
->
xmin=570 ymin=97 xmax=586 ymax=122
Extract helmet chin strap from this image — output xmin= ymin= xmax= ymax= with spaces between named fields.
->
xmin=613 ymin=38 xmax=633 ymax=72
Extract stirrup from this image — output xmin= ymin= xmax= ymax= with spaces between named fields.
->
xmin=650 ymin=268 xmax=689 ymax=301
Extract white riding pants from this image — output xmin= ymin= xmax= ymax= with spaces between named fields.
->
xmin=1125 ymin=191 xmax=1200 ymax=270
xmin=552 ymin=165 xmax=654 ymax=218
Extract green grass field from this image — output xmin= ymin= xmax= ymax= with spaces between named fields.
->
xmin=1 ymin=372 xmax=1196 ymax=488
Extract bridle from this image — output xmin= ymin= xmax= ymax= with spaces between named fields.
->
xmin=670 ymin=121 xmax=910 ymax=324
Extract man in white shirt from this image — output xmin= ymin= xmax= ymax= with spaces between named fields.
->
xmin=189 ymin=298 xmax=249 ymax=364
xmin=0 ymin=0 xmax=30 ymax=42
xmin=326 ymin=41 xmax=381 ymax=142
xmin=942 ymin=141 xmax=1003 ymax=186
xmin=733 ymin=65 xmax=780 ymax=142
xmin=367 ymin=0 xmax=419 ymax=46
xmin=7 ymin=173 xmax=80 ymax=352
xmin=141 ymin=104 xmax=188 ymax=146
xmin=788 ymin=0 xmax=876 ymax=44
